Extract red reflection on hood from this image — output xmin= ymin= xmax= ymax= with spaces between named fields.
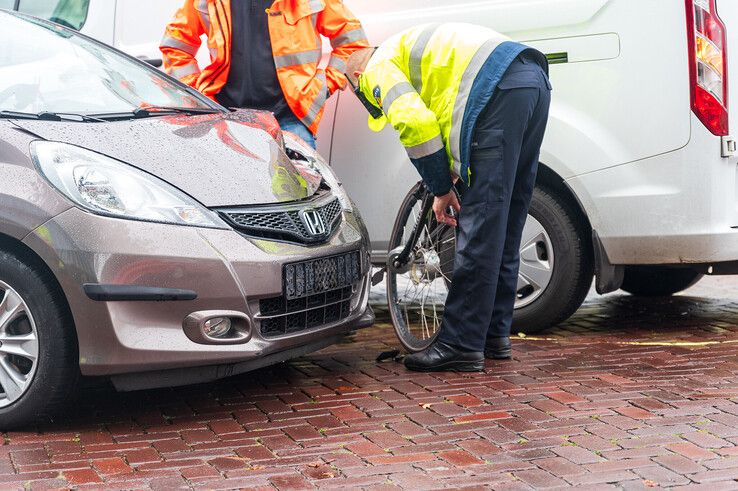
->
xmin=159 ymin=109 xmax=284 ymax=160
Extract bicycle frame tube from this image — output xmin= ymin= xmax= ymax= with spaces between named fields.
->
xmin=394 ymin=184 xmax=435 ymax=267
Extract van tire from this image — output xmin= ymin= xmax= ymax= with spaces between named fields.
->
xmin=0 ymin=250 xmax=79 ymax=430
xmin=512 ymin=186 xmax=594 ymax=334
xmin=620 ymin=266 xmax=703 ymax=297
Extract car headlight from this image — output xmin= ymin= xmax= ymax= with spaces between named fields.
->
xmin=31 ymin=141 xmax=227 ymax=229
xmin=282 ymin=134 xmax=353 ymax=212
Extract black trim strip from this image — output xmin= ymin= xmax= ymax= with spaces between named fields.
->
xmin=83 ymin=284 xmax=197 ymax=302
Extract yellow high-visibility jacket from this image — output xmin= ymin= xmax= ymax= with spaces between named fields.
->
xmin=358 ymin=23 xmax=547 ymax=195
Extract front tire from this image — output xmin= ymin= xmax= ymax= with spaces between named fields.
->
xmin=512 ymin=186 xmax=594 ymax=333
xmin=620 ymin=266 xmax=703 ymax=297
xmin=0 ymin=250 xmax=78 ymax=429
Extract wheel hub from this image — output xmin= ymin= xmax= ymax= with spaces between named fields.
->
xmin=515 ymin=216 xmax=555 ymax=308
xmin=409 ymin=250 xmax=441 ymax=285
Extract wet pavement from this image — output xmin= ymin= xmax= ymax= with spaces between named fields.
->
xmin=2 ymin=277 xmax=738 ymax=490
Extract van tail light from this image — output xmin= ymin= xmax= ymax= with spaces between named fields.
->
xmin=686 ymin=0 xmax=729 ymax=136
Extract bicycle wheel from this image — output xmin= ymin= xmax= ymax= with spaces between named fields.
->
xmin=386 ymin=183 xmax=457 ymax=352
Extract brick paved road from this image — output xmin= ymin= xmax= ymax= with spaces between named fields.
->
xmin=3 ymin=278 xmax=738 ymax=490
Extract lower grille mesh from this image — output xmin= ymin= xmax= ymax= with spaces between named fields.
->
xmin=259 ymin=286 xmax=353 ymax=337
xmin=258 ymin=250 xmax=363 ymax=338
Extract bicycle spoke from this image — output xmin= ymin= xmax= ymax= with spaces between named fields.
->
xmin=388 ymin=185 xmax=459 ymax=351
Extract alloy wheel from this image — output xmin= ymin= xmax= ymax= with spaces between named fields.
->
xmin=0 ymin=281 xmax=39 ymax=408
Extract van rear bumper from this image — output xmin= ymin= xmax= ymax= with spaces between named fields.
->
xmin=567 ymin=117 xmax=738 ymax=265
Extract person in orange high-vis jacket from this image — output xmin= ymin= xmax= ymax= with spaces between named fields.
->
xmin=161 ymin=0 xmax=368 ymax=148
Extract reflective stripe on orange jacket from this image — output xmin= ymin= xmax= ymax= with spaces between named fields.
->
xmin=161 ymin=0 xmax=368 ymax=134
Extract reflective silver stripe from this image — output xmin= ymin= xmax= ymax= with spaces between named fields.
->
xmin=448 ymin=38 xmax=501 ymax=174
xmin=409 ymin=24 xmax=440 ymax=94
xmin=168 ymin=62 xmax=201 ymax=80
xmin=308 ymin=0 xmax=322 ymax=12
xmin=382 ymin=81 xmax=415 ymax=114
xmin=209 ymin=46 xmax=218 ymax=59
xmin=300 ymin=73 xmax=327 ymax=128
xmin=311 ymin=13 xmax=318 ymax=28
xmin=327 ymin=56 xmax=347 ymax=73
xmin=405 ymin=135 xmax=444 ymax=160
xmin=196 ymin=0 xmax=210 ymax=32
xmin=160 ymin=36 xmax=199 ymax=56
xmin=274 ymin=49 xmax=322 ymax=68
xmin=330 ymin=28 xmax=367 ymax=48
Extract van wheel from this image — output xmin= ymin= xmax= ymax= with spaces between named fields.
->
xmin=621 ymin=266 xmax=703 ymax=297
xmin=512 ymin=186 xmax=593 ymax=334
xmin=0 ymin=250 xmax=78 ymax=429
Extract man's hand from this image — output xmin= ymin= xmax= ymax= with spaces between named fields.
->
xmin=433 ymin=191 xmax=461 ymax=227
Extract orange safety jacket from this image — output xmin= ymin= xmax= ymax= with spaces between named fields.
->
xmin=161 ymin=0 xmax=368 ymax=135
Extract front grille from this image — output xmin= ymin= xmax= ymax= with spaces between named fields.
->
xmin=219 ymin=197 xmax=342 ymax=245
xmin=258 ymin=250 xmax=362 ymax=338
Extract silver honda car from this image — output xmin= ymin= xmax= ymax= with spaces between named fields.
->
xmin=0 ymin=10 xmax=372 ymax=428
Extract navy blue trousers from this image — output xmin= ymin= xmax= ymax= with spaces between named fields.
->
xmin=438 ymin=56 xmax=551 ymax=352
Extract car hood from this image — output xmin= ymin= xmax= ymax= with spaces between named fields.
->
xmin=13 ymin=110 xmax=319 ymax=207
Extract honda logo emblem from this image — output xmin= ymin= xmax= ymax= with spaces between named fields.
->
xmin=300 ymin=209 xmax=326 ymax=236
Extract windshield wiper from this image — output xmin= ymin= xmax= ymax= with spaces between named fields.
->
xmin=0 ymin=110 xmax=105 ymax=122
xmin=132 ymin=106 xmax=222 ymax=118
xmin=0 ymin=110 xmax=48 ymax=120
xmin=87 ymin=106 xmax=223 ymax=121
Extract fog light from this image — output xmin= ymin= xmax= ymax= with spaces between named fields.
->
xmin=183 ymin=310 xmax=251 ymax=345
xmin=203 ymin=317 xmax=232 ymax=338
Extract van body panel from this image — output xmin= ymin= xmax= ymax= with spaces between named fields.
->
xmin=568 ymin=115 xmax=738 ymax=264
xmin=109 ymin=0 xmax=210 ymax=67
xmin=325 ymin=0 xmax=693 ymax=254
xmin=79 ymin=0 xmax=116 ymax=45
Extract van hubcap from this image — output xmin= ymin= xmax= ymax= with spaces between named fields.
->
xmin=0 ymin=281 xmax=39 ymax=407
xmin=516 ymin=216 xmax=555 ymax=309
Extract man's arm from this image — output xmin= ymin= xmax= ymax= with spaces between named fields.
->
xmin=160 ymin=0 xmax=204 ymax=88
xmin=317 ymin=0 xmax=370 ymax=94
xmin=375 ymin=64 xmax=453 ymax=197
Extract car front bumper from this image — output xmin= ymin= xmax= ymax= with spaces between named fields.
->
xmin=22 ymin=206 xmax=372 ymax=385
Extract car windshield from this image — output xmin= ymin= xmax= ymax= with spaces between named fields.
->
xmin=0 ymin=10 xmax=220 ymax=117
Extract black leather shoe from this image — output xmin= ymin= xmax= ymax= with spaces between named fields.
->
xmin=404 ymin=341 xmax=484 ymax=372
xmin=484 ymin=336 xmax=512 ymax=359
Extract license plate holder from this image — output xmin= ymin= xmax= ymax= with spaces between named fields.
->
xmin=284 ymin=250 xmax=362 ymax=300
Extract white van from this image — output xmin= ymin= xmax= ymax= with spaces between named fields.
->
xmin=327 ymin=0 xmax=738 ymax=332
xmin=10 ymin=0 xmax=738 ymax=332
xmin=1 ymin=0 xmax=209 ymax=67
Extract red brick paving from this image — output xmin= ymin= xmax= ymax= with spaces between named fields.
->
xmin=2 ymin=280 xmax=738 ymax=489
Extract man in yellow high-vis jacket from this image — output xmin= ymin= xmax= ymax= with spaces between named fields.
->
xmin=347 ymin=23 xmax=551 ymax=372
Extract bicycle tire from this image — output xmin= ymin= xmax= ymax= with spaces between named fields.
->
xmin=386 ymin=182 xmax=458 ymax=352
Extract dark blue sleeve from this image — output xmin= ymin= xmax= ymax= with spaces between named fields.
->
xmin=410 ymin=148 xmax=453 ymax=196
